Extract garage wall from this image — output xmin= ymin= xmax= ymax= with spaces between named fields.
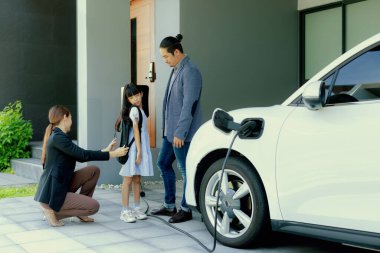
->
xmin=154 ymin=0 xmax=180 ymax=146
xmin=180 ymin=0 xmax=299 ymax=121
xmin=0 ymin=0 xmax=77 ymax=141
xmin=77 ymin=0 xmax=131 ymax=184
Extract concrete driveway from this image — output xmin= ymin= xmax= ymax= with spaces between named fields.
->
xmin=0 ymin=179 xmax=373 ymax=253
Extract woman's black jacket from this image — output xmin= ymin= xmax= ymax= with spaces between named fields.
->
xmin=34 ymin=128 xmax=109 ymax=212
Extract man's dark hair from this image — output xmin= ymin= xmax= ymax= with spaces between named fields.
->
xmin=160 ymin=34 xmax=184 ymax=55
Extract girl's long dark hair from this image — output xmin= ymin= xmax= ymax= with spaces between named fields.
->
xmin=121 ymin=83 xmax=140 ymax=121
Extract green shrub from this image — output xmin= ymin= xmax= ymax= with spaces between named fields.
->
xmin=0 ymin=101 xmax=33 ymax=171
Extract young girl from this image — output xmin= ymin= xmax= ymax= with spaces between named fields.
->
xmin=119 ymin=83 xmax=154 ymax=223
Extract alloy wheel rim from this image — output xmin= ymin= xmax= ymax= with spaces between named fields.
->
xmin=204 ymin=169 xmax=254 ymax=238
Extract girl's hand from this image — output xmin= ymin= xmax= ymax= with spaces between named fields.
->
xmin=136 ymin=151 xmax=142 ymax=165
xmin=103 ymin=138 xmax=117 ymax=152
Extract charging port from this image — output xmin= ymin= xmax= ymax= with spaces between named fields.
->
xmin=238 ymin=118 xmax=264 ymax=139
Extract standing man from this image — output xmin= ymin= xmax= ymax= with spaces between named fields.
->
xmin=151 ymin=34 xmax=202 ymax=223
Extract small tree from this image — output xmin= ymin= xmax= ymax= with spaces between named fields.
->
xmin=0 ymin=101 xmax=33 ymax=171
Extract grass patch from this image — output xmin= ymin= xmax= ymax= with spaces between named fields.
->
xmin=1 ymin=167 xmax=15 ymax=174
xmin=0 ymin=184 xmax=37 ymax=199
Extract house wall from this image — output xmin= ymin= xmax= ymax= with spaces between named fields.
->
xmin=0 ymin=0 xmax=77 ymax=141
xmin=1 ymin=0 xmax=299 ymax=185
xmin=145 ymin=0 xmax=182 ymax=181
xmin=180 ymin=0 xmax=299 ymax=121
xmin=77 ymin=0 xmax=131 ymax=184
xmin=154 ymin=0 xmax=180 ymax=146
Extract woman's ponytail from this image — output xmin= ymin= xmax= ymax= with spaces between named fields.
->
xmin=41 ymin=123 xmax=53 ymax=166
xmin=41 ymin=105 xmax=71 ymax=166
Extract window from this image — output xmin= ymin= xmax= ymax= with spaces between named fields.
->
xmin=300 ymin=0 xmax=380 ymax=85
xmin=346 ymin=0 xmax=380 ymax=50
xmin=304 ymin=7 xmax=342 ymax=80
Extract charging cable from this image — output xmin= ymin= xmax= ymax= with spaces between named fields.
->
xmin=137 ymin=108 xmax=256 ymax=252
xmin=209 ymin=131 xmax=239 ymax=252
xmin=140 ymin=131 xmax=240 ymax=252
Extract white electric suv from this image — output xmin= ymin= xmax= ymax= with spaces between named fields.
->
xmin=185 ymin=33 xmax=380 ymax=250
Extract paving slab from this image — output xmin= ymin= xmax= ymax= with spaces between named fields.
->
xmin=0 ymin=179 xmax=238 ymax=253
xmin=0 ymin=173 xmax=35 ymax=187
xmin=0 ymin=173 xmax=365 ymax=253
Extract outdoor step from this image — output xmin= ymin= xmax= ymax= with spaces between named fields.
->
xmin=29 ymin=140 xmax=78 ymax=160
xmin=11 ymin=158 xmax=42 ymax=183
xmin=11 ymin=157 xmax=88 ymax=183
xmin=29 ymin=141 xmax=43 ymax=160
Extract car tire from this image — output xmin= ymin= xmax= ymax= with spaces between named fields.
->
xmin=199 ymin=157 xmax=269 ymax=248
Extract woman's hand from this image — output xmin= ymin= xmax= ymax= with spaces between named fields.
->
xmin=136 ymin=151 xmax=141 ymax=165
xmin=109 ymin=146 xmax=129 ymax=158
xmin=102 ymin=138 xmax=117 ymax=152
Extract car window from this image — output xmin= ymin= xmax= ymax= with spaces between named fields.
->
xmin=323 ymin=73 xmax=335 ymax=101
xmin=326 ymin=45 xmax=380 ymax=104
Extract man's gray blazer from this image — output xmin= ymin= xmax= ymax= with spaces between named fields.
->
xmin=162 ymin=56 xmax=202 ymax=143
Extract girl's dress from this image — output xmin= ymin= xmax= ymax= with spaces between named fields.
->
xmin=119 ymin=107 xmax=154 ymax=177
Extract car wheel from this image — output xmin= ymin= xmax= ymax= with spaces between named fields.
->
xmin=199 ymin=157 xmax=269 ymax=248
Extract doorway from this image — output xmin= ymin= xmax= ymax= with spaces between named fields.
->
xmin=130 ymin=0 xmax=156 ymax=147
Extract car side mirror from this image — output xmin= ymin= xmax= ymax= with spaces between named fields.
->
xmin=302 ymin=81 xmax=326 ymax=111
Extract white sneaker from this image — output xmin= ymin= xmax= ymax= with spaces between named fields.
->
xmin=133 ymin=208 xmax=147 ymax=220
xmin=120 ymin=210 xmax=136 ymax=223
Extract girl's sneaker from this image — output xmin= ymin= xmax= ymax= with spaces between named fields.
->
xmin=133 ymin=208 xmax=147 ymax=220
xmin=120 ymin=210 xmax=136 ymax=223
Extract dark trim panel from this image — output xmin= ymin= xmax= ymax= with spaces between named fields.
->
xmin=272 ymin=220 xmax=380 ymax=250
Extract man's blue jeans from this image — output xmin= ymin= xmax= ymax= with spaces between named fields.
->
xmin=157 ymin=137 xmax=190 ymax=211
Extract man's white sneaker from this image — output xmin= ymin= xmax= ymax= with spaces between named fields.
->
xmin=133 ymin=208 xmax=147 ymax=220
xmin=120 ymin=210 xmax=136 ymax=223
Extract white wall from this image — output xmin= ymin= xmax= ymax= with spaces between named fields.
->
xmin=77 ymin=0 xmax=131 ymax=184
xmin=77 ymin=0 xmax=88 ymax=149
xmin=154 ymin=0 xmax=180 ymax=147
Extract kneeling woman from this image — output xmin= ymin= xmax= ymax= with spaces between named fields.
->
xmin=34 ymin=105 xmax=128 ymax=226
